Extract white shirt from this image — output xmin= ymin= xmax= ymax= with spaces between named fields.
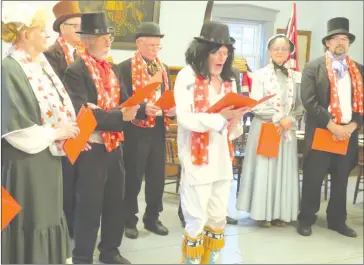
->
xmin=174 ymin=66 xmax=244 ymax=186
xmin=337 ymin=70 xmax=352 ymax=124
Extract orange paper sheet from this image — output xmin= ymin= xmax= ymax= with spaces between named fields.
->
xmin=312 ymin=128 xmax=349 ymax=155
xmin=119 ymin=81 xmax=162 ymax=108
xmin=207 ymin=92 xmax=276 ymax=113
xmin=63 ymin=105 xmax=98 ymax=165
xmin=2 ymin=186 xmax=21 ymax=231
xmin=155 ymin=90 xmax=176 ymax=110
xmin=256 ymin=123 xmax=281 ymax=158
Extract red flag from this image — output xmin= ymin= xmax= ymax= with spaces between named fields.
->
xmin=285 ymin=2 xmax=299 ymax=71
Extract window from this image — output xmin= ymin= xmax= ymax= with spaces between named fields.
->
xmin=220 ymin=19 xmax=264 ymax=72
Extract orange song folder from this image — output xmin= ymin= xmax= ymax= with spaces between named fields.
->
xmin=2 ymin=186 xmax=21 ymax=231
xmin=63 ymin=105 xmax=98 ymax=165
xmin=207 ymin=92 xmax=276 ymax=113
xmin=256 ymin=123 xmax=281 ymax=158
xmin=155 ymin=90 xmax=176 ymax=110
xmin=312 ymin=128 xmax=349 ymax=155
xmin=119 ymin=81 xmax=162 ymax=108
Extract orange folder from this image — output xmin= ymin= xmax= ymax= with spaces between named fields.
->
xmin=2 ymin=186 xmax=21 ymax=231
xmin=63 ymin=105 xmax=98 ymax=165
xmin=155 ymin=90 xmax=176 ymax=110
xmin=312 ymin=128 xmax=349 ymax=155
xmin=207 ymin=92 xmax=276 ymax=113
xmin=119 ymin=81 xmax=162 ymax=108
xmin=256 ymin=123 xmax=281 ymax=158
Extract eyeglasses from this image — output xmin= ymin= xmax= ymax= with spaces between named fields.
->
xmin=331 ymin=36 xmax=350 ymax=43
xmin=141 ymin=40 xmax=162 ymax=50
xmin=270 ymin=47 xmax=290 ymax=53
xmin=212 ymin=51 xmax=231 ymax=58
xmin=63 ymin=23 xmax=81 ymax=30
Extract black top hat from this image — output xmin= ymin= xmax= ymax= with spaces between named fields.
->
xmin=76 ymin=12 xmax=114 ymax=35
xmin=194 ymin=21 xmax=235 ymax=45
xmin=322 ymin=17 xmax=355 ymax=45
xmin=135 ymin=22 xmax=164 ymax=39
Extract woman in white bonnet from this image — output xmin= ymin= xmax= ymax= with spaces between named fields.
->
xmin=236 ymin=34 xmax=304 ymax=228
xmin=2 ymin=2 xmax=80 ymax=263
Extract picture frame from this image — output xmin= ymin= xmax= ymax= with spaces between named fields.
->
xmin=78 ymin=0 xmax=161 ymax=50
xmin=276 ymin=28 xmax=312 ymax=71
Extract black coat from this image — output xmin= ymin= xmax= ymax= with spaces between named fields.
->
xmin=63 ymin=58 xmax=137 ymax=132
xmin=301 ymin=56 xmax=363 ymax=157
xmin=44 ymin=41 xmax=69 ymax=81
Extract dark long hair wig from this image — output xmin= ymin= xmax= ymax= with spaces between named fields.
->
xmin=185 ymin=39 xmax=235 ymax=81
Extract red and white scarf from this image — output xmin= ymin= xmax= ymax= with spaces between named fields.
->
xmin=131 ymin=51 xmax=170 ymax=129
xmin=191 ymin=76 xmax=234 ymax=165
xmin=56 ymin=35 xmax=83 ymax=66
xmin=326 ymin=51 xmax=363 ymax=124
xmin=7 ymin=45 xmax=76 ymax=156
xmin=78 ymin=49 xmax=124 ymax=152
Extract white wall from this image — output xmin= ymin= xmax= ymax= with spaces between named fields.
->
xmin=1 ymin=1 xmax=363 ymax=65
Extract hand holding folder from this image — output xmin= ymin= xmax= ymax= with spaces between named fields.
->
xmin=256 ymin=123 xmax=281 ymax=158
xmin=63 ymin=105 xmax=98 ymax=164
xmin=207 ymin=92 xmax=275 ymax=113
xmin=155 ymin=90 xmax=176 ymax=110
xmin=312 ymin=128 xmax=349 ymax=155
xmin=119 ymin=81 xmax=162 ymax=109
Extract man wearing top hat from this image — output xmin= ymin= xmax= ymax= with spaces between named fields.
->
xmin=44 ymin=0 xmax=82 ymax=240
xmin=298 ymin=17 xmax=363 ymax=238
xmin=118 ymin=22 xmax=174 ymax=239
xmin=63 ymin=12 xmax=138 ymax=264
xmin=44 ymin=0 xmax=82 ymax=80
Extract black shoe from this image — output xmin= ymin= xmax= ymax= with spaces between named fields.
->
xmin=144 ymin=219 xmax=169 ymax=236
xmin=226 ymin=216 xmax=238 ymax=225
xmin=328 ymin=224 xmax=357 ymax=238
xmin=297 ymin=223 xmax=312 ymax=236
xmin=125 ymin=227 xmax=139 ymax=239
xmin=99 ymin=253 xmax=131 ymax=264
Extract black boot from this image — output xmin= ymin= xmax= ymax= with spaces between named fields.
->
xmin=297 ymin=223 xmax=312 ymax=236
xmin=144 ymin=219 xmax=169 ymax=236
xmin=328 ymin=224 xmax=357 ymax=238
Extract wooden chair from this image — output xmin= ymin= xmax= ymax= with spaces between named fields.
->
xmin=164 ymin=123 xmax=181 ymax=195
xmin=232 ymin=132 xmax=247 ymax=197
xmin=353 ymin=147 xmax=364 ymax=204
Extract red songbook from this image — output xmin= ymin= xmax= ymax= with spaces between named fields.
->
xmin=312 ymin=128 xmax=349 ymax=155
xmin=119 ymin=81 xmax=162 ymax=108
xmin=63 ymin=105 xmax=98 ymax=165
xmin=155 ymin=90 xmax=176 ymax=110
xmin=207 ymin=92 xmax=275 ymax=113
xmin=2 ymin=186 xmax=21 ymax=231
xmin=256 ymin=123 xmax=281 ymax=158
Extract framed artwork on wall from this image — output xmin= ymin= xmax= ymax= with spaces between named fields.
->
xmin=276 ymin=28 xmax=312 ymax=71
xmin=78 ymin=0 xmax=161 ymax=50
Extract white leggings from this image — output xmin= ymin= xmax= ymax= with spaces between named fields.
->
xmin=180 ymin=180 xmax=231 ymax=238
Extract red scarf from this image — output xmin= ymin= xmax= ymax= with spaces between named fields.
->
xmin=326 ymin=52 xmax=363 ymax=124
xmin=56 ymin=35 xmax=83 ymax=65
xmin=131 ymin=51 xmax=170 ymax=129
xmin=191 ymin=76 xmax=234 ymax=165
xmin=78 ymin=49 xmax=124 ymax=152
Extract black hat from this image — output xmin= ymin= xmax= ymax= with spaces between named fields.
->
xmin=267 ymin=34 xmax=295 ymax=54
xmin=322 ymin=17 xmax=355 ymax=45
xmin=195 ymin=21 xmax=235 ymax=45
xmin=76 ymin=12 xmax=114 ymax=35
xmin=135 ymin=22 xmax=164 ymax=39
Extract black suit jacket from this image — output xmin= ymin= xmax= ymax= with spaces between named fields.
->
xmin=63 ymin=58 xmax=131 ymax=132
xmin=118 ymin=58 xmax=173 ymax=120
xmin=301 ymin=56 xmax=364 ymax=156
xmin=44 ymin=41 xmax=69 ymax=81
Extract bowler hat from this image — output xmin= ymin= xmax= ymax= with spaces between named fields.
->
xmin=194 ymin=21 xmax=235 ymax=45
xmin=76 ymin=12 xmax=114 ymax=35
xmin=322 ymin=17 xmax=355 ymax=45
xmin=135 ymin=22 xmax=164 ymax=39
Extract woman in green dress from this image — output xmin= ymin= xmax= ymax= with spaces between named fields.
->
xmin=1 ymin=4 xmax=80 ymax=263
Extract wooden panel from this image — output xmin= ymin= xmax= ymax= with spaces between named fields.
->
xmin=168 ymin=66 xmax=183 ymax=89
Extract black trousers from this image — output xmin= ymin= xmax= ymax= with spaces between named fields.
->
xmin=61 ymin=156 xmax=77 ymax=237
xmin=298 ymin=131 xmax=358 ymax=227
xmin=122 ymin=117 xmax=166 ymax=228
xmin=72 ymin=144 xmax=125 ymax=264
